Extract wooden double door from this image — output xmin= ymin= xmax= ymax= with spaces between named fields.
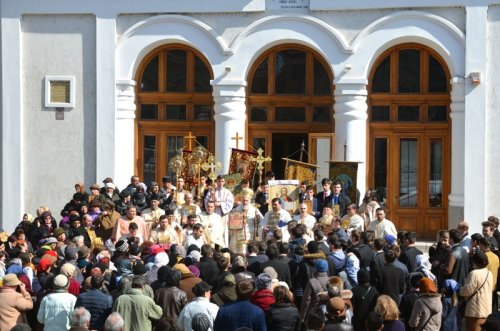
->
xmin=369 ymin=129 xmax=450 ymax=238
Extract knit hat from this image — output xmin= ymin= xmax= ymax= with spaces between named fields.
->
xmin=188 ymin=265 xmax=201 ymax=278
xmin=53 ymin=274 xmax=70 ymax=289
xmin=255 ymin=273 xmax=272 ymax=290
xmin=65 ymin=246 xmax=79 ymax=260
xmin=2 ymin=274 xmax=22 ymax=287
xmin=154 ymin=252 xmax=170 ymax=267
xmin=192 ymin=312 xmax=211 ymax=331
xmin=78 ymin=246 xmax=90 ymax=259
xmin=105 ymin=182 xmax=115 ymax=190
xmin=192 ymin=281 xmax=212 ymax=297
xmin=327 ymin=297 xmax=346 ymax=317
xmin=90 ymin=184 xmax=100 ymax=190
xmin=41 ymin=211 xmax=52 ymax=219
xmin=115 ymin=240 xmax=129 ymax=253
xmin=263 ymin=266 xmax=278 ymax=280
xmin=188 ymin=250 xmax=201 ymax=263
xmin=44 ymin=237 xmax=58 ymax=245
xmin=53 ymin=227 xmax=66 ymax=238
xmin=149 ymin=244 xmax=164 ymax=256
xmin=173 ymin=263 xmax=191 ymax=275
xmin=60 ymin=263 xmax=76 ymax=277
xmin=472 ymin=251 xmax=489 ymax=268
xmin=37 ymin=258 xmax=54 ymax=273
xmin=357 ymin=269 xmax=370 ymax=284
xmin=419 ymin=277 xmax=437 ymax=293
xmin=314 ymin=259 xmax=328 ymax=273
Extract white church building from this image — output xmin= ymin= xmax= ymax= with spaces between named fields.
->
xmin=1 ymin=0 xmax=499 ymax=237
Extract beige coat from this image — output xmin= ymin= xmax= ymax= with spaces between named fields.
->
xmin=460 ymin=267 xmax=493 ymax=318
xmin=0 ymin=287 xmax=33 ymax=331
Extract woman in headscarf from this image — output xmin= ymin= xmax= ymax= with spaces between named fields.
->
xmin=415 ymin=254 xmax=436 ymax=282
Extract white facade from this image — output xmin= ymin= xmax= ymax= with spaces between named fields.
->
xmin=1 ymin=0 xmax=499 ymax=235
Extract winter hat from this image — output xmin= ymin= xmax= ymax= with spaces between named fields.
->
xmin=154 ymin=252 xmax=170 ymax=267
xmin=173 ymin=263 xmax=191 ymax=275
xmin=6 ymin=264 xmax=23 ymax=276
xmin=327 ymin=297 xmax=346 ymax=317
xmin=314 ymin=259 xmax=328 ymax=273
xmin=443 ymin=279 xmax=460 ymax=293
xmin=115 ymin=240 xmax=129 ymax=253
xmin=37 ymin=258 xmax=54 ymax=273
xmin=255 ymin=273 xmax=272 ymax=290
xmin=192 ymin=313 xmax=211 ymax=331
xmin=60 ymin=263 xmax=76 ymax=277
xmin=44 ymin=237 xmax=58 ymax=245
xmin=357 ymin=269 xmax=370 ymax=284
xmin=263 ymin=266 xmax=278 ymax=280
xmin=419 ymin=277 xmax=437 ymax=293
xmin=149 ymin=244 xmax=164 ymax=256
xmin=188 ymin=250 xmax=201 ymax=263
xmin=105 ymin=183 xmax=116 ymax=190
xmin=53 ymin=274 xmax=70 ymax=289
xmin=133 ymin=262 xmax=148 ymax=275
xmin=53 ymin=227 xmax=66 ymax=238
xmin=65 ymin=246 xmax=79 ymax=260
xmin=384 ymin=234 xmax=396 ymax=246
xmin=78 ymin=246 xmax=90 ymax=260
xmin=40 ymin=211 xmax=52 ymax=219
xmin=188 ymin=265 xmax=201 ymax=278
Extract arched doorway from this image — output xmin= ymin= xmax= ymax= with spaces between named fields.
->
xmin=368 ymin=43 xmax=451 ymax=238
xmin=135 ymin=44 xmax=214 ymax=185
xmin=247 ymin=45 xmax=334 ymax=180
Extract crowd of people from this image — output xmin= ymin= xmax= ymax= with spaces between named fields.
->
xmin=0 ymin=173 xmax=499 ymax=331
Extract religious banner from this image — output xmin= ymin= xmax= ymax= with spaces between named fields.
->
xmin=268 ymin=179 xmax=300 ymax=214
xmin=228 ymin=211 xmax=245 ymax=231
xmin=228 ymin=148 xmax=258 ymax=182
xmin=283 ymin=158 xmax=319 ymax=185
xmin=328 ymin=161 xmax=359 ymax=205
xmin=223 ymin=173 xmax=242 ymax=194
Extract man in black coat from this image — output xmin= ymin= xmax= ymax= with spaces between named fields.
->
xmin=254 ymin=183 xmax=270 ymax=217
xmin=197 ymin=244 xmax=219 ymax=288
xmin=377 ymin=249 xmax=405 ymax=304
xmin=330 ymin=180 xmax=351 ymax=217
xmin=75 ymin=275 xmax=113 ymax=331
xmin=316 ymin=178 xmax=333 ymax=211
xmin=260 ymin=243 xmax=292 ymax=288
xmin=398 ymin=231 xmax=423 ymax=273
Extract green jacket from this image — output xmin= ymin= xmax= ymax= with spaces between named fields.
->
xmin=112 ymin=288 xmax=163 ymax=331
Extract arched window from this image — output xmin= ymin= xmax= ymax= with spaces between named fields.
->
xmin=247 ymin=45 xmax=334 ymax=178
xmin=368 ymin=43 xmax=451 ymax=237
xmin=136 ymin=44 xmax=214 ymax=184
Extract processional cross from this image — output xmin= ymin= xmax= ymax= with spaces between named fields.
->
xmin=184 ymin=131 xmax=196 ymax=151
xmin=201 ymin=154 xmax=222 ymax=181
xmin=231 ymin=132 xmax=243 ymax=149
xmin=251 ymin=148 xmax=272 ymax=184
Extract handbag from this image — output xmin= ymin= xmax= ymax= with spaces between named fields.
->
xmin=458 ymin=270 xmax=489 ymax=317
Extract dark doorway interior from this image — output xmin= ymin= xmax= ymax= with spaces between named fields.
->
xmin=271 ymin=133 xmax=308 ymax=179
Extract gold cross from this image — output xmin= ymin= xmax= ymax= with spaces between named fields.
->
xmin=201 ymin=154 xmax=222 ymax=181
xmin=184 ymin=131 xmax=196 ymax=151
xmin=231 ymin=132 xmax=243 ymax=149
xmin=251 ymin=148 xmax=272 ymax=184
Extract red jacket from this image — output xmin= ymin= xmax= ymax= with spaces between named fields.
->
xmin=250 ymin=289 xmax=275 ymax=312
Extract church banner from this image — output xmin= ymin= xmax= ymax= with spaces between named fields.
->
xmin=228 ymin=148 xmax=258 ymax=182
xmin=268 ymin=179 xmax=300 ymax=215
xmin=223 ymin=173 xmax=242 ymax=194
xmin=328 ymin=161 xmax=359 ymax=205
xmin=282 ymin=158 xmax=319 ymax=185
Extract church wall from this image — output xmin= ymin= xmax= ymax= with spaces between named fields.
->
xmin=486 ymin=6 xmax=500 ymax=218
xmin=21 ymin=14 xmax=96 ymax=220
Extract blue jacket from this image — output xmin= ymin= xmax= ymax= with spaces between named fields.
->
xmin=75 ymin=289 xmax=113 ymax=330
xmin=214 ymin=300 xmax=266 ymax=331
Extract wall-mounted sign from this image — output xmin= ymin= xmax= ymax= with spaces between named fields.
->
xmin=44 ymin=76 xmax=75 ymax=108
xmin=269 ymin=0 xmax=309 ymax=10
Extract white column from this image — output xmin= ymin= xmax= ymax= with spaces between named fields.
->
xmin=115 ymin=80 xmax=137 ymax=190
xmin=96 ymin=16 xmax=116 ymax=185
xmin=448 ymin=77 xmax=465 ymax=228
xmin=333 ymin=80 xmax=368 ymax=203
xmin=212 ymin=80 xmax=247 ymax=174
xmin=1 ymin=17 xmax=23 ymax=232
xmin=464 ymin=6 xmax=487 ymax=235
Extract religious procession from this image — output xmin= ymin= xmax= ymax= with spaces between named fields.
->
xmin=1 ymin=142 xmax=499 ymax=331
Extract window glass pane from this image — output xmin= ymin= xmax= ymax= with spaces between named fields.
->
xmin=313 ymin=106 xmax=330 ymax=122
xmin=194 ymin=105 xmax=212 ymax=121
xmin=194 ymin=56 xmax=211 ymax=93
xmin=166 ymin=105 xmax=186 ymax=120
xmin=253 ymin=137 xmax=266 ymax=153
xmin=400 ymin=139 xmax=418 ymax=207
xmin=275 ymin=107 xmax=306 ymax=122
xmin=313 ymin=58 xmax=331 ymax=95
xmin=429 ymin=139 xmax=443 ymax=207
xmin=167 ymin=136 xmax=184 ymax=179
xmin=371 ymin=106 xmax=390 ymax=122
xmin=428 ymin=55 xmax=448 ymax=92
xmin=398 ymin=49 xmax=421 ymax=93
xmin=275 ymin=50 xmax=306 ymax=94
xmin=398 ymin=106 xmax=420 ymax=121
xmin=374 ymin=138 xmax=387 ymax=207
xmin=251 ymin=58 xmax=268 ymax=94
xmin=143 ymin=136 xmax=156 ymax=185
xmin=250 ymin=107 xmax=268 ymax=122
xmin=140 ymin=104 xmax=158 ymax=120
xmin=372 ymin=55 xmax=390 ymax=93
xmin=141 ymin=55 xmax=158 ymax=92
xmin=197 ymin=136 xmax=208 ymax=149
xmin=167 ymin=50 xmax=187 ymax=92
xmin=428 ymin=106 xmax=448 ymax=122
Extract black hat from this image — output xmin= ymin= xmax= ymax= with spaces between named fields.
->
xmin=192 ymin=281 xmax=212 ymax=297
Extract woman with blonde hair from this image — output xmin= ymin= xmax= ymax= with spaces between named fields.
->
xmin=374 ymin=295 xmax=404 ymax=331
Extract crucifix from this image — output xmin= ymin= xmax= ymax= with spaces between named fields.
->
xmin=251 ymin=148 xmax=272 ymax=185
xmin=201 ymin=154 xmax=222 ymax=181
xmin=184 ymin=131 xmax=196 ymax=151
xmin=231 ymin=132 xmax=243 ymax=150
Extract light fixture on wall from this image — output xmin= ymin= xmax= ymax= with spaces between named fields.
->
xmin=469 ymin=72 xmax=481 ymax=85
